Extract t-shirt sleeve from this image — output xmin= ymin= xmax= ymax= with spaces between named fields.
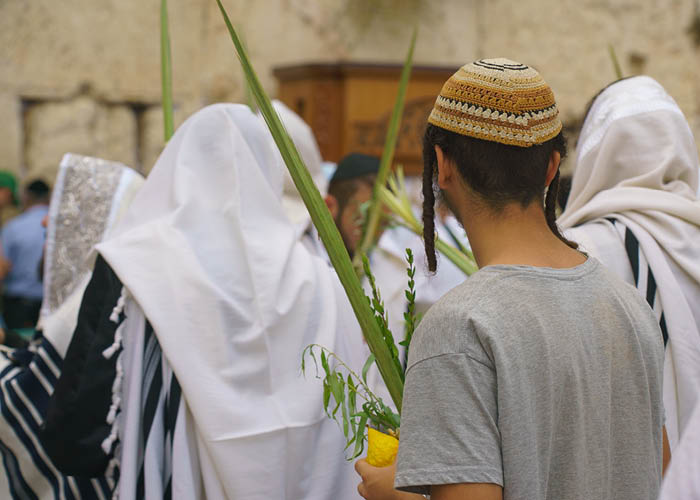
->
xmin=394 ymin=352 xmax=503 ymax=495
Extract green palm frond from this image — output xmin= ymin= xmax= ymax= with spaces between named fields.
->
xmin=353 ymin=27 xmax=418 ymax=276
xmin=215 ymin=0 xmax=404 ymax=411
xmin=160 ymin=0 xmax=174 ymax=141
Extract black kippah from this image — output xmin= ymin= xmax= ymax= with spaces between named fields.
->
xmin=330 ymin=153 xmax=380 ymax=183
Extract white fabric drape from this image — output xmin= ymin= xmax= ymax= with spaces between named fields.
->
xmin=559 ymin=76 xmax=700 ymax=449
xmin=97 ymin=103 xmax=366 ymax=499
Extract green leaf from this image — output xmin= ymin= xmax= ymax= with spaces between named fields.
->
xmin=329 ymin=371 xmax=345 ymax=419
xmin=323 ymin=379 xmax=331 ymax=415
xmin=361 ymin=353 xmax=376 ymax=385
xmin=215 ymin=0 xmax=404 ymax=412
xmin=321 ymin=349 xmax=330 ymax=376
xmin=160 ymin=0 xmax=174 ymax=141
xmin=353 ymin=27 xmax=418 ymax=274
xmin=347 ymin=375 xmax=357 ymax=441
xmin=352 ymin=413 xmax=369 ymax=459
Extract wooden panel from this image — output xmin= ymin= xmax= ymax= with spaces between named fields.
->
xmin=277 ymin=77 xmax=344 ymax=162
xmin=274 ymin=63 xmax=456 ymax=174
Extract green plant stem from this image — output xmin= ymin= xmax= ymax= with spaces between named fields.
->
xmin=352 ymin=27 xmax=417 ymax=276
xmin=608 ymin=44 xmax=623 ymax=80
xmin=160 ymin=0 xmax=174 ymax=141
xmin=216 ymin=0 xmax=403 ymax=411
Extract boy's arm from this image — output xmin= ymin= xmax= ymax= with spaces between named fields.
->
xmin=355 ymin=460 xmax=423 ymax=500
xmin=355 ymin=459 xmax=502 ymax=500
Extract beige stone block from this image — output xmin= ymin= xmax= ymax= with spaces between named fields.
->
xmin=478 ymin=0 xmax=699 ymax=125
xmin=139 ymin=106 xmax=166 ymax=176
xmin=200 ymin=0 xmax=477 ymax=104
xmin=24 ymin=96 xmax=138 ymax=183
xmin=0 ymin=0 xmax=203 ymax=103
xmin=0 ymin=93 xmax=22 ymax=177
xmin=139 ymin=101 xmax=200 ymax=175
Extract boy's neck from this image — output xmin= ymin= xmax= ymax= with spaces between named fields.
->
xmin=458 ymin=201 xmax=586 ymax=270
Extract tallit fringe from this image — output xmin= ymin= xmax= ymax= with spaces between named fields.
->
xmin=109 ymin=287 xmax=129 ymax=323
xmin=100 ymin=287 xmax=128 ymax=494
xmin=106 ymin=451 xmax=120 ymax=500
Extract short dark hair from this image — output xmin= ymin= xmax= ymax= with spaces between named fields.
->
xmin=422 ymin=124 xmax=576 ymax=271
xmin=25 ymin=179 xmax=50 ymax=204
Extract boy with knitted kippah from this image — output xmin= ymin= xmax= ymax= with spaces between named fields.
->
xmin=355 ymin=59 xmax=668 ymax=500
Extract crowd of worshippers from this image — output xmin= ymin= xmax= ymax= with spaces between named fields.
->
xmin=0 ymin=59 xmax=697 ymax=500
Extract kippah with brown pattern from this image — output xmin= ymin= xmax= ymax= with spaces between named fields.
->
xmin=428 ymin=58 xmax=562 ymax=147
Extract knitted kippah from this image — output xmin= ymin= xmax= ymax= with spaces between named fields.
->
xmin=428 ymin=58 xmax=562 ymax=147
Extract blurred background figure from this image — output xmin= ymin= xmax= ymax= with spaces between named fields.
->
xmin=324 ymin=152 xmax=378 ymax=258
xmin=0 ymin=171 xmax=19 ymax=289
xmin=559 ymin=76 xmax=700 ymax=452
xmin=0 ymin=171 xmax=19 ymax=222
xmin=1 ymin=179 xmax=50 ymax=329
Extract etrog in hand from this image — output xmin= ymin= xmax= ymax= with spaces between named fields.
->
xmin=366 ymin=427 xmax=399 ymax=467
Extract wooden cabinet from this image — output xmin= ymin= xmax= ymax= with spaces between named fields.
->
xmin=273 ymin=63 xmax=456 ymax=175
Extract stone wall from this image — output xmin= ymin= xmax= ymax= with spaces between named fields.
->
xmin=1 ymin=0 xmax=699 ymax=184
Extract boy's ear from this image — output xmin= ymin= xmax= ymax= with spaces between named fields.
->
xmin=545 ymin=150 xmax=561 ymax=187
xmin=435 ymin=145 xmax=454 ymax=190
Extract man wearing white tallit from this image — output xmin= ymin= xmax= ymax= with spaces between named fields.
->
xmin=42 ymin=103 xmax=367 ymax=499
xmin=558 ymin=76 xmax=700 ymax=452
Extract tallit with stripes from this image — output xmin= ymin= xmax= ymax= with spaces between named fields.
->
xmin=560 ymin=76 xmax=700 ymax=449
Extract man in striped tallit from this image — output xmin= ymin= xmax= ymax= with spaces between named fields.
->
xmin=559 ymin=76 xmax=700 ymax=452
xmin=0 ymin=154 xmax=143 ymax=499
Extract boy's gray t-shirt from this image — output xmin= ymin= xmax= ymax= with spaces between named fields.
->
xmin=395 ymin=257 xmax=664 ymax=499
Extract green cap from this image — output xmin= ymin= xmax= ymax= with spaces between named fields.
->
xmin=0 ymin=171 xmax=19 ymax=206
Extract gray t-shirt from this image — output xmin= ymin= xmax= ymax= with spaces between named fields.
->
xmin=395 ymin=257 xmax=664 ymax=499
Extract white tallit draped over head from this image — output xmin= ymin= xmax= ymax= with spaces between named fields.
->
xmin=559 ymin=76 xmax=699 ymax=228
xmin=39 ymin=154 xmax=143 ymax=356
xmin=559 ymin=76 xmax=700 ymax=448
xmin=97 ymin=103 xmax=364 ymax=499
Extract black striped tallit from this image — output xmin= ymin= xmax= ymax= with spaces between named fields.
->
xmin=133 ymin=322 xmax=182 ymax=500
xmin=0 ymin=338 xmax=114 ymax=499
xmin=608 ymin=218 xmax=669 ymax=347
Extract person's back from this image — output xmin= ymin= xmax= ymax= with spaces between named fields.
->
xmin=398 ymin=257 xmax=663 ymax=499
xmin=559 ymin=76 xmax=700 ymax=449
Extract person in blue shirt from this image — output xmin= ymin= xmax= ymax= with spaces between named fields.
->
xmin=1 ymin=179 xmax=50 ymax=328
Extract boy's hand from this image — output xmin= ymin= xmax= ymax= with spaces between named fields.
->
xmin=355 ymin=459 xmax=423 ymax=500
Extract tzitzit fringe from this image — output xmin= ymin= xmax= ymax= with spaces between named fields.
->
xmin=100 ymin=287 xmax=129 ymax=498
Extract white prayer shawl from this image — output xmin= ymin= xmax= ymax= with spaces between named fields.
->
xmin=97 ymin=104 xmax=366 ymax=499
xmin=559 ymin=76 xmax=700 ymax=449
xmin=659 ymin=399 xmax=700 ymax=499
